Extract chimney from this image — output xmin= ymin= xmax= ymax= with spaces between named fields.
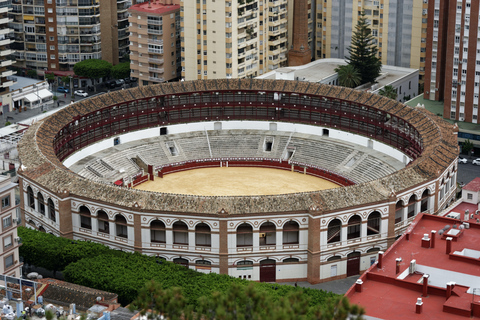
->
xmin=446 ymin=237 xmax=453 ymax=254
xmin=409 ymin=259 xmax=416 ymax=274
xmin=421 ymin=233 xmax=430 ymax=248
xmin=422 ymin=274 xmax=429 ymax=297
xmin=430 ymin=230 xmax=436 ymax=249
xmin=148 ymin=0 xmax=151 ymax=8
xmin=355 ymin=279 xmax=363 ymax=293
xmin=395 ymin=258 xmax=402 ymax=274
xmin=416 ymin=298 xmax=423 ymax=314
xmin=446 ymin=282 xmax=454 ymax=299
xmin=377 ymin=251 xmax=384 ymax=269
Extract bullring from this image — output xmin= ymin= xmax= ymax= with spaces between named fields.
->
xmin=18 ymin=79 xmax=459 ymax=283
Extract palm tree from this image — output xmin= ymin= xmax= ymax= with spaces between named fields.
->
xmin=335 ymin=64 xmax=361 ymax=88
xmin=378 ymin=85 xmax=398 ymax=100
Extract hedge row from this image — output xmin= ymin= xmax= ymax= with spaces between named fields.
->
xmin=19 ymin=227 xmax=337 ymax=306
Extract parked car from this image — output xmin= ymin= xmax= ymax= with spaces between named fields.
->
xmin=129 ymin=77 xmax=138 ymax=83
xmin=123 ymin=78 xmax=131 ymax=84
xmin=105 ymin=80 xmax=116 ymax=89
xmin=74 ymin=90 xmax=88 ymax=97
xmin=459 ymin=157 xmax=468 ymax=164
xmin=57 ymin=86 xmax=69 ymax=93
xmin=115 ymin=79 xmax=125 ymax=87
xmin=473 ymin=158 xmax=480 ymax=165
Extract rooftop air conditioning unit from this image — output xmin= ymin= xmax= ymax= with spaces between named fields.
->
xmin=459 ymin=117 xmax=464 ymax=121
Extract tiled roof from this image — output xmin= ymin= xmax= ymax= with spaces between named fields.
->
xmin=17 ymin=79 xmax=458 ymax=215
xmin=463 ymin=177 xmax=480 ymax=192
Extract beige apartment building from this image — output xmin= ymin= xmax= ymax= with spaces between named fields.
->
xmin=181 ymin=0 xmax=313 ymax=80
xmin=129 ymin=0 xmax=181 ymax=86
xmin=316 ymin=0 xmax=428 ymax=83
xmin=0 ymin=175 xmax=21 ymax=277
xmin=0 ymin=0 xmax=16 ymax=113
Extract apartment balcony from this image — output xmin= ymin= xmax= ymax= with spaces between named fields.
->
xmin=147 ymin=29 xmax=163 ymax=35
xmin=0 ymin=59 xmax=13 ymax=67
xmin=148 ymin=57 xmax=164 ymax=64
xmin=148 ymin=76 xmax=164 ymax=82
xmin=0 ymin=70 xmax=15 ymax=78
xmin=0 ymin=17 xmax=12 ymax=25
xmin=0 ymin=38 xmax=13 ymax=46
xmin=0 ymin=49 xmax=13 ymax=56
xmin=0 ymin=80 xmax=14 ymax=88
xmin=148 ymin=67 xmax=164 ymax=73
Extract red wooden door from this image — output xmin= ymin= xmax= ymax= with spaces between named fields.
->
xmin=260 ymin=259 xmax=276 ymax=282
xmin=347 ymin=252 xmax=360 ymax=277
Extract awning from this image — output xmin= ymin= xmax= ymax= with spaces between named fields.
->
xmin=37 ymin=89 xmax=52 ymax=99
xmin=23 ymin=15 xmax=34 ymax=21
xmin=24 ymin=93 xmax=39 ymax=103
xmin=114 ymin=180 xmax=123 ymax=186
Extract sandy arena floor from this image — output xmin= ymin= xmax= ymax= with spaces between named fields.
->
xmin=134 ymin=167 xmax=340 ymax=196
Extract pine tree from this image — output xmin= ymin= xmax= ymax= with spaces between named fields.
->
xmin=347 ymin=12 xmax=381 ymax=85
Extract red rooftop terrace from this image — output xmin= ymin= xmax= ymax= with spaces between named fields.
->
xmin=346 ymin=212 xmax=480 ymax=319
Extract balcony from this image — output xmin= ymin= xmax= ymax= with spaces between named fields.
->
xmin=149 ymin=76 xmax=164 ymax=82
xmin=148 ymin=67 xmax=164 ymax=73
xmin=148 ymin=57 xmax=164 ymax=64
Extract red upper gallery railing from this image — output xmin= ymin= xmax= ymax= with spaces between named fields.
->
xmin=53 ymin=90 xmax=423 ymax=162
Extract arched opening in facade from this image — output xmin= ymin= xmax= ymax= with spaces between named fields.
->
xmin=39 ymin=226 xmax=46 ymax=233
xmin=27 ymin=186 xmax=34 ymax=209
xmin=79 ymin=206 xmax=92 ymax=230
xmin=195 ymin=223 xmax=211 ymax=247
xmin=259 ymin=221 xmax=276 ymax=246
xmin=367 ymin=211 xmax=381 ymax=235
xmin=195 ymin=260 xmax=211 ymax=271
xmin=395 ymin=200 xmax=404 ymax=224
xmin=327 ymin=219 xmax=342 ymax=243
xmin=260 ymin=259 xmax=276 ymax=282
xmin=173 ymin=221 xmax=188 ymax=245
xmin=97 ymin=210 xmax=109 ymax=234
xmin=347 ymin=251 xmax=361 ymax=276
xmin=236 ymin=223 xmax=253 ymax=247
xmin=347 ymin=215 xmax=361 ymax=239
xmin=173 ymin=257 xmax=189 ymax=267
xmin=115 ymin=215 xmax=128 ymax=238
xmin=407 ymin=195 xmax=417 ymax=218
xmin=282 ymin=221 xmax=299 ymax=244
xmin=282 ymin=258 xmax=299 ymax=263
xmin=150 ymin=220 xmax=166 ymax=243
xmin=421 ymin=189 xmax=430 ymax=212
xmin=47 ymin=199 xmax=55 ymax=222
xmin=37 ymin=192 xmax=45 ymax=215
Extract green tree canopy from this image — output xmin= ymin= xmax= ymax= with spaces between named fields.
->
xmin=111 ymin=62 xmax=131 ymax=79
xmin=73 ymin=59 xmax=112 ymax=79
xmin=378 ymin=85 xmax=398 ymax=100
xmin=61 ymin=76 xmax=71 ymax=86
xmin=129 ymin=280 xmax=365 ymax=320
xmin=347 ymin=12 xmax=381 ymax=85
xmin=335 ymin=65 xmax=361 ymax=88
xmin=27 ymin=69 xmax=37 ymax=79
xmin=45 ymin=73 xmax=55 ymax=84
xmin=462 ymin=139 xmax=474 ymax=155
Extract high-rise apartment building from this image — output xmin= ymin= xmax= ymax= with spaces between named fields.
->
xmin=129 ymin=0 xmax=181 ymax=86
xmin=0 ymin=0 xmax=16 ymax=112
xmin=181 ymin=0 xmax=311 ymax=80
xmin=424 ymin=0 xmax=479 ymax=123
xmin=9 ymin=0 xmax=136 ymax=76
xmin=316 ymin=0 xmax=427 ymax=81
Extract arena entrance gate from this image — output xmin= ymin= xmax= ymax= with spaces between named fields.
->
xmin=260 ymin=259 xmax=276 ymax=282
xmin=347 ymin=252 xmax=361 ymax=276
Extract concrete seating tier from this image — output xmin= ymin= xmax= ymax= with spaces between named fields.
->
xmin=73 ymin=130 xmax=404 ymax=185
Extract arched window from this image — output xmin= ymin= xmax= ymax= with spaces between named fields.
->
xmin=79 ymin=206 xmax=92 ymax=230
xmin=236 ymin=223 xmax=253 ymax=247
xmin=395 ymin=200 xmax=403 ymax=224
xmin=173 ymin=257 xmax=189 ymax=267
xmin=27 ymin=220 xmax=35 ymax=227
xmin=259 ymin=221 xmax=276 ymax=246
xmin=421 ymin=189 xmax=430 ymax=212
xmin=173 ymin=221 xmax=188 ymax=244
xmin=195 ymin=260 xmax=211 ymax=266
xmin=407 ymin=195 xmax=417 ymax=218
xmin=237 ymin=260 xmax=253 ymax=269
xmin=37 ymin=193 xmax=45 ymax=215
xmin=327 ymin=219 xmax=341 ymax=243
xmin=48 ymin=199 xmax=55 ymax=222
xmin=150 ymin=220 xmax=166 ymax=243
xmin=283 ymin=258 xmax=299 ymax=263
xmin=367 ymin=247 xmax=381 ymax=253
xmin=367 ymin=211 xmax=381 ymax=235
xmin=97 ymin=210 xmax=109 ymax=234
xmin=27 ymin=187 xmax=34 ymax=209
xmin=327 ymin=255 xmax=341 ymax=262
xmin=115 ymin=215 xmax=128 ymax=238
xmin=39 ymin=226 xmax=46 ymax=233
xmin=283 ymin=221 xmax=299 ymax=244
xmin=347 ymin=215 xmax=361 ymax=239
xmin=195 ymin=223 xmax=211 ymax=247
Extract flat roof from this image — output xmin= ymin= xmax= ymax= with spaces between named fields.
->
xmin=129 ymin=1 xmax=180 ymax=15
xmin=257 ymin=58 xmax=417 ymax=89
xmin=346 ymin=213 xmax=480 ymax=319
xmin=9 ymin=76 xmax=42 ymax=92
